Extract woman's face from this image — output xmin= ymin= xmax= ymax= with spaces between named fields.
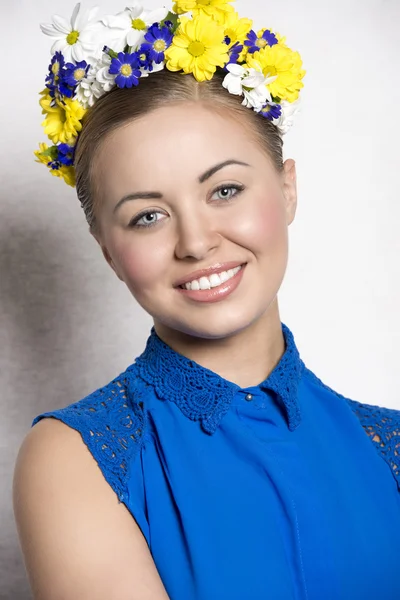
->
xmin=92 ymin=102 xmax=297 ymax=340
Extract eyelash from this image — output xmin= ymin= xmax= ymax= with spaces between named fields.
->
xmin=128 ymin=183 xmax=245 ymax=230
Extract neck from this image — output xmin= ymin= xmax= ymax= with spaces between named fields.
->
xmin=153 ymin=299 xmax=285 ymax=389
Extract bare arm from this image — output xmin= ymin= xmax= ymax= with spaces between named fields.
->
xmin=13 ymin=418 xmax=170 ymax=600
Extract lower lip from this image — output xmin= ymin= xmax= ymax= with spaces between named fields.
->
xmin=175 ymin=264 xmax=246 ymax=303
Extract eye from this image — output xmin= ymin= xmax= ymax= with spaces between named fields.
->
xmin=128 ymin=210 xmax=167 ymax=229
xmin=211 ymin=184 xmax=244 ymax=202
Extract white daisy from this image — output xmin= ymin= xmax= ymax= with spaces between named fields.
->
xmin=273 ymin=99 xmax=301 ymax=135
xmin=74 ymin=54 xmax=115 ymax=108
xmin=222 ymin=63 xmax=277 ymax=112
xmin=101 ymin=2 xmax=169 ymax=52
xmin=40 ymin=3 xmax=105 ymax=63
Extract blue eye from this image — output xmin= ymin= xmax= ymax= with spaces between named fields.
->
xmin=129 ymin=211 xmax=166 ymax=229
xmin=211 ymin=184 xmax=244 ymax=201
xmin=128 ymin=184 xmax=244 ymax=230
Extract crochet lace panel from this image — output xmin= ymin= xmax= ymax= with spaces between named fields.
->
xmin=258 ymin=323 xmax=305 ymax=432
xmin=130 ymin=322 xmax=305 ymax=434
xmin=347 ymin=399 xmax=400 ymax=488
xmin=305 ymin=369 xmax=400 ymax=491
xmin=32 ymin=372 xmax=149 ymax=504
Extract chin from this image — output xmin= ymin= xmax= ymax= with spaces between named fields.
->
xmin=154 ymin=307 xmax=264 ymax=341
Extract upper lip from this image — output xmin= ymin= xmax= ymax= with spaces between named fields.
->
xmin=173 ymin=262 xmax=246 ymax=288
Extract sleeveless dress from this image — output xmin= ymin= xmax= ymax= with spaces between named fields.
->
xmin=32 ymin=322 xmax=400 ymax=600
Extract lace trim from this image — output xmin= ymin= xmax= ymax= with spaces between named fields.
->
xmin=130 ymin=322 xmax=305 ymax=434
xmin=258 ymin=324 xmax=305 ymax=431
xmin=32 ymin=371 xmax=148 ymax=503
xmin=131 ymin=351 xmax=237 ymax=435
xmin=305 ymin=369 xmax=400 ymax=491
xmin=347 ymin=398 xmax=400 ymax=491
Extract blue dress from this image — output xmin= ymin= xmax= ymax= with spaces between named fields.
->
xmin=32 ymin=322 xmax=400 ymax=599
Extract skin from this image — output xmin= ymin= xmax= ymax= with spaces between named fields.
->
xmin=91 ymin=102 xmax=298 ymax=388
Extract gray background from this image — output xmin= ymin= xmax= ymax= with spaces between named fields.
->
xmin=1 ymin=0 xmax=399 ymax=597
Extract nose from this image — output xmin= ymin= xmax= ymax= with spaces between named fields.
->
xmin=174 ymin=210 xmax=221 ymax=261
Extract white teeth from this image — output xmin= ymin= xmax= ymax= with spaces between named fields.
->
xmin=183 ymin=265 xmax=242 ymax=291
xmin=199 ymin=277 xmax=211 ymax=290
xmin=209 ymin=273 xmax=221 ymax=287
xmin=219 ymin=271 xmax=230 ymax=283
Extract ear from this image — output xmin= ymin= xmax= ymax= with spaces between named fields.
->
xmin=89 ymin=228 xmax=124 ymax=282
xmin=281 ymin=158 xmax=298 ymax=226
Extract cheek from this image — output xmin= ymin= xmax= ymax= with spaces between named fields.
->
xmin=109 ymin=236 xmax=170 ymax=292
xmin=231 ymin=192 xmax=287 ymax=250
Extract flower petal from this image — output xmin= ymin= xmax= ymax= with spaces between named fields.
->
xmin=127 ymin=29 xmax=143 ymax=48
xmin=52 ymin=39 xmax=68 ymax=55
xmin=51 ymin=15 xmax=71 ymax=34
xmin=75 ymin=5 xmax=99 ymax=31
xmin=101 ymin=13 xmax=128 ymax=28
xmin=72 ymin=43 xmax=85 ymax=62
xmin=40 ymin=23 xmax=61 ymax=37
xmin=227 ymin=63 xmax=244 ymax=75
xmin=171 ymin=35 xmax=189 ymax=49
xmin=146 ymin=7 xmax=169 ymax=24
xmin=130 ymin=3 xmax=144 ymax=19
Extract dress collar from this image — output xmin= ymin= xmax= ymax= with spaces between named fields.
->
xmin=132 ymin=322 xmax=306 ymax=435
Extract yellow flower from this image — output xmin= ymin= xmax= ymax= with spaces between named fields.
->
xmin=246 ymin=44 xmax=306 ymax=103
xmin=222 ymin=11 xmax=252 ymax=48
xmin=34 ymin=142 xmax=53 ymax=166
xmin=41 ymin=95 xmax=86 ymax=145
xmin=39 ymin=88 xmax=58 ymax=115
xmin=34 ymin=142 xmax=76 ymax=187
xmin=172 ymin=0 xmax=235 ymax=24
xmin=165 ymin=14 xmax=229 ymax=82
xmin=51 ymin=164 xmax=76 ymax=187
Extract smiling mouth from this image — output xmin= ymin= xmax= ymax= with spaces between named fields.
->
xmin=178 ymin=264 xmax=245 ymax=291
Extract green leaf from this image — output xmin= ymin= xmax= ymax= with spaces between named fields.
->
xmin=41 ymin=146 xmax=59 ymax=160
xmin=104 ymin=46 xmax=119 ymax=59
xmin=161 ymin=11 xmax=179 ymax=32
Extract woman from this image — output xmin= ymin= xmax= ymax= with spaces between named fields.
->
xmin=13 ymin=1 xmax=400 ymax=599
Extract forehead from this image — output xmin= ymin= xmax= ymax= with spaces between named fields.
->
xmin=94 ymin=103 xmax=273 ymax=199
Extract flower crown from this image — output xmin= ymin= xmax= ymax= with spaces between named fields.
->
xmin=35 ymin=1 xmax=306 ymax=187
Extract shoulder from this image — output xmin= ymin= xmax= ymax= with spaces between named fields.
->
xmin=13 ymin=401 xmax=168 ymax=599
xmin=30 ymin=363 xmax=149 ymax=504
xmin=303 ymin=367 xmax=400 ymax=490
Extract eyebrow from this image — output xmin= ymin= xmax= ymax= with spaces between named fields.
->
xmin=113 ymin=159 xmax=251 ymax=213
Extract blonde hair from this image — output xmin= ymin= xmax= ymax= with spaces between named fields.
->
xmin=74 ymin=69 xmax=284 ymax=236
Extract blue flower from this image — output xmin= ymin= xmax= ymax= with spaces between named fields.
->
xmin=57 ymin=143 xmax=76 ymax=166
xmin=58 ymin=80 xmax=75 ymax=98
xmin=260 ymin=102 xmax=282 ymax=121
xmin=141 ymin=24 xmax=173 ymax=64
xmin=109 ymin=52 xmax=141 ymax=88
xmin=57 ymin=61 xmax=89 ymax=98
xmin=245 ymin=29 xmax=278 ymax=54
xmin=224 ymin=42 xmax=243 ymax=69
xmin=63 ymin=61 xmax=89 ymax=87
xmin=47 ymin=158 xmax=61 ymax=171
xmin=45 ymin=51 xmax=65 ymax=97
xmin=136 ymin=45 xmax=153 ymax=70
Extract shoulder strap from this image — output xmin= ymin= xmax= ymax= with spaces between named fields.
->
xmin=31 ymin=368 xmax=148 ymax=505
xmin=347 ymin=398 xmax=400 ymax=492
